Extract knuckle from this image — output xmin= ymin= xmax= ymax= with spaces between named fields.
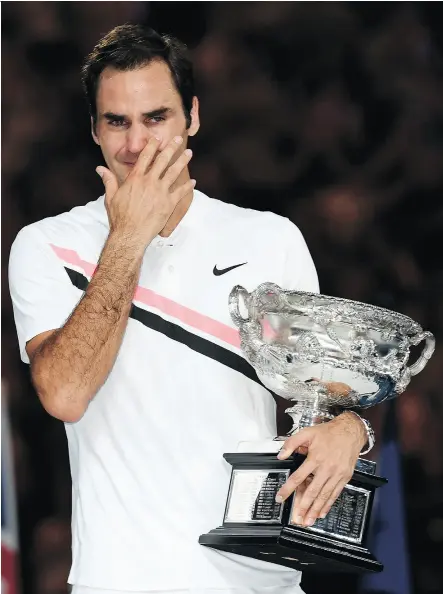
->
xmin=312 ymin=454 xmax=325 ymax=466
xmin=327 ymin=461 xmax=339 ymax=472
xmin=317 ymin=491 xmax=331 ymax=502
xmin=310 ymin=502 xmax=324 ymax=514
xmin=158 ymin=148 xmax=173 ymax=162
xmin=306 ymin=488 xmax=319 ymax=501
xmin=285 ymin=477 xmax=297 ymax=490
xmin=289 ymin=473 xmax=303 ymax=487
xmin=156 ymin=152 xmax=170 ymax=164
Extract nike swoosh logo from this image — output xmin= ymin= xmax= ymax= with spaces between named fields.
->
xmin=213 ymin=262 xmax=247 ymax=276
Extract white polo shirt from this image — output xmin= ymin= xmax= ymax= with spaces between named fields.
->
xmin=9 ymin=189 xmax=319 ymax=593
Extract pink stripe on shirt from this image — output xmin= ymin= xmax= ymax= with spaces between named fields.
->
xmin=50 ymin=244 xmax=241 ymax=348
xmin=50 ymin=245 xmax=97 ymax=277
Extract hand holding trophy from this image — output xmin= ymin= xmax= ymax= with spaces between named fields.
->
xmin=200 ymin=283 xmax=435 ymax=573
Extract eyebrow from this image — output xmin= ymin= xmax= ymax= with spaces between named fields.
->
xmin=102 ymin=107 xmax=172 ymax=121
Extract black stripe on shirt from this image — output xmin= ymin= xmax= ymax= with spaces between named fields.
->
xmin=64 ymin=266 xmax=264 ymax=388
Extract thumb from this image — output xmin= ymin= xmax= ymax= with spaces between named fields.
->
xmin=277 ymin=427 xmax=314 ymax=460
xmin=96 ymin=167 xmax=118 ymax=200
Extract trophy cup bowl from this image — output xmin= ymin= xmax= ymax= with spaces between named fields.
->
xmin=228 ymin=282 xmax=435 ymax=431
xmin=199 ymin=283 xmax=435 ymax=574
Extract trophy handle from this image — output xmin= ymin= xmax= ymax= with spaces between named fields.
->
xmin=395 ymin=331 xmax=435 ymax=394
xmin=408 ymin=331 xmax=435 ymax=376
xmin=229 ymin=285 xmax=251 ymax=326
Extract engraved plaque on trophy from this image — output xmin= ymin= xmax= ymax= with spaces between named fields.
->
xmin=199 ymin=283 xmax=435 ymax=573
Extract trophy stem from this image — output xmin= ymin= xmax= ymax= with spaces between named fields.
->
xmin=285 ymin=405 xmax=336 ymax=435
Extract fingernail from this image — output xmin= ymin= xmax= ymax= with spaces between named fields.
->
xmin=191 ymin=179 xmax=196 ymax=186
xmin=174 ymin=136 xmax=183 ymax=144
xmin=96 ymin=169 xmax=103 ymax=178
xmin=275 ymin=495 xmax=284 ymax=504
xmin=154 ymin=136 xmax=161 ymax=141
xmin=277 ymin=449 xmax=289 ymax=459
xmin=320 ymin=512 xmax=327 ymax=519
xmin=185 ymin=148 xmax=192 ymax=156
xmin=305 ymin=517 xmax=316 ymax=527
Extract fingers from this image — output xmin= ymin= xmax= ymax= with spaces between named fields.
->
xmin=289 ymin=470 xmax=331 ymax=526
xmin=96 ymin=167 xmax=118 ymax=202
xmin=277 ymin=428 xmax=314 ymax=460
xmin=276 ymin=457 xmax=317 ymax=503
xmin=162 ymin=148 xmax=193 ymax=188
xmin=317 ymin=478 xmax=349 ymax=520
xmin=170 ymin=178 xmax=196 ymax=204
xmin=133 ymin=137 xmax=161 ymax=175
xmin=289 ymin=476 xmax=312 ymax=524
xmin=297 ymin=475 xmax=341 ymax=526
xmin=150 ymin=136 xmax=184 ymax=178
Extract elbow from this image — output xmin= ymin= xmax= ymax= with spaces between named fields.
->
xmin=42 ymin=399 xmax=87 ymax=423
xmin=32 ymin=375 xmax=90 ymax=423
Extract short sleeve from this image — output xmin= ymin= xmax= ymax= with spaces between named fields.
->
xmin=281 ymin=219 xmax=320 ymax=293
xmin=9 ymin=226 xmax=84 ymax=364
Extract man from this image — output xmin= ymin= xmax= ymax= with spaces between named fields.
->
xmin=9 ymin=24 xmax=372 ymax=594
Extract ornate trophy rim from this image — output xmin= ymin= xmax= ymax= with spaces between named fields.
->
xmin=237 ymin=283 xmax=424 ymax=337
xmin=279 ymin=289 xmax=422 ymax=335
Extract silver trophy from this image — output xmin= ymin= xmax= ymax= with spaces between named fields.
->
xmin=229 ymin=282 xmax=435 ymax=433
xmin=199 ymin=282 xmax=435 ymax=573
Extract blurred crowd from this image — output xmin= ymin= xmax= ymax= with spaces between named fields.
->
xmin=2 ymin=2 xmax=443 ymax=594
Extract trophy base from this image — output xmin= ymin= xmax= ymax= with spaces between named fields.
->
xmin=199 ymin=452 xmax=386 ymax=574
xmin=199 ymin=524 xmax=382 ymax=573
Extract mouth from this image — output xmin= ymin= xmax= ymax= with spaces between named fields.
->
xmin=123 ymin=162 xmax=136 ymax=167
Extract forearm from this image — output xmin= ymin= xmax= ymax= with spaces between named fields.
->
xmin=31 ymin=231 xmax=147 ymax=422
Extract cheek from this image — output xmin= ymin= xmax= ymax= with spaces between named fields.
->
xmin=96 ymin=128 xmax=121 ymax=156
xmin=102 ymin=139 xmax=124 ymax=160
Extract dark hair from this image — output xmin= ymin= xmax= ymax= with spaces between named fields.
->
xmin=81 ymin=24 xmax=195 ymax=130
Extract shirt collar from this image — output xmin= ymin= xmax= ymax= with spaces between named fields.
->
xmin=96 ymin=187 xmax=205 ymax=247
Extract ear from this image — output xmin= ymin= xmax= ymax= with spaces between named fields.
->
xmin=188 ymin=96 xmax=200 ymax=137
xmin=91 ymin=116 xmax=100 ymax=146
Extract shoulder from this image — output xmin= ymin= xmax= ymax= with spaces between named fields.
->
xmin=197 ymin=190 xmax=299 ymax=244
xmin=10 ymin=197 xmax=107 ymax=256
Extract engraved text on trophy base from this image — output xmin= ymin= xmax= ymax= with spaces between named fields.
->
xmin=290 ymin=483 xmax=370 ymax=544
xmin=224 ymin=470 xmax=290 ymax=524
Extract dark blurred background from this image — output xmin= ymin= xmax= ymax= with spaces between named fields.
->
xmin=2 ymin=2 xmax=443 ymax=594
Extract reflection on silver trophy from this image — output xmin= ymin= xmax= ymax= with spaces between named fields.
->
xmin=229 ymin=282 xmax=435 ymax=433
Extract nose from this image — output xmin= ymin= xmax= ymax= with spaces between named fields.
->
xmin=125 ymin=123 xmax=153 ymax=155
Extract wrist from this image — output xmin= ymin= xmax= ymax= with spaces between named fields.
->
xmin=107 ymin=229 xmax=149 ymax=257
xmin=342 ymin=411 xmax=375 ymax=455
